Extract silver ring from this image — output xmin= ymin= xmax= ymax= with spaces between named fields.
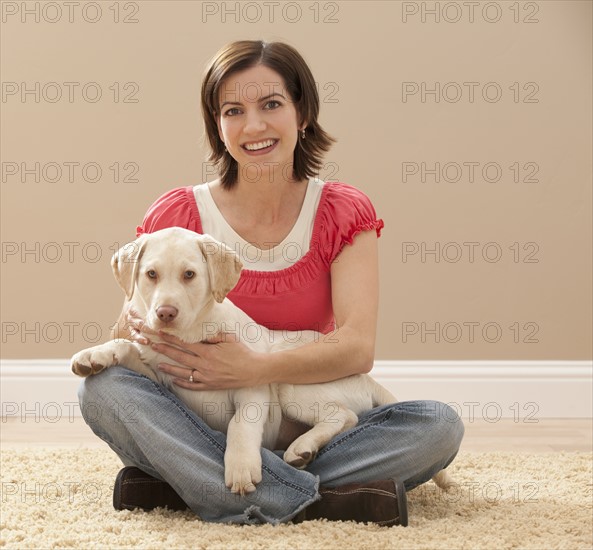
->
xmin=189 ymin=372 xmax=194 ymax=383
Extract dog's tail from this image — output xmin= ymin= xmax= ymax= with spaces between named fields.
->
xmin=432 ymin=469 xmax=456 ymax=490
xmin=367 ymin=376 xmax=458 ymax=492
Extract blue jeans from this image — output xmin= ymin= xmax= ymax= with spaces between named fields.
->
xmin=78 ymin=366 xmax=464 ymax=525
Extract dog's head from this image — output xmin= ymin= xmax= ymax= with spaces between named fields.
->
xmin=111 ymin=228 xmax=243 ymax=332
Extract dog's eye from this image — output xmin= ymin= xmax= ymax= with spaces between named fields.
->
xmin=184 ymin=270 xmax=195 ymax=280
xmin=146 ymin=270 xmax=157 ymax=279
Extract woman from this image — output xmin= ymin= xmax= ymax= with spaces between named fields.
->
xmin=78 ymin=40 xmax=464 ymax=526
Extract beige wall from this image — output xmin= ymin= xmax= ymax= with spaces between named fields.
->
xmin=1 ymin=1 xmax=591 ymax=360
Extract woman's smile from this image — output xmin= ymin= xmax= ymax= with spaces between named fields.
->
xmin=241 ymin=138 xmax=279 ymax=155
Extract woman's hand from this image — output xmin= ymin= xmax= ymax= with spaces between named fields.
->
xmin=152 ymin=332 xmax=263 ymax=391
xmin=124 ymin=305 xmax=158 ymax=345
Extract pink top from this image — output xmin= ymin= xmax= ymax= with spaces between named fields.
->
xmin=136 ymin=182 xmax=384 ymax=334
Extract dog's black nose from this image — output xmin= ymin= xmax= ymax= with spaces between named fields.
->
xmin=156 ymin=306 xmax=178 ymax=323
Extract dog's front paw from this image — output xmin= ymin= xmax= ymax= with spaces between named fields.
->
xmin=71 ymin=345 xmax=117 ymax=377
xmin=284 ymin=438 xmax=318 ymax=469
xmin=224 ymin=451 xmax=262 ymax=496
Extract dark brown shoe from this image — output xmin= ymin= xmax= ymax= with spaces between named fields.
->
xmin=298 ymin=478 xmax=408 ymax=527
xmin=113 ymin=466 xmax=189 ymax=512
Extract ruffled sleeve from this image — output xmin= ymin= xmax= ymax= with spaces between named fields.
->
xmin=136 ymin=186 xmax=202 ymax=237
xmin=317 ymin=182 xmax=384 ymax=267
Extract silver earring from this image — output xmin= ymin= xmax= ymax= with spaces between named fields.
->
xmin=301 ymin=128 xmax=306 ymax=139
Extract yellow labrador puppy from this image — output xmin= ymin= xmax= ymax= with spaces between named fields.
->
xmin=72 ymin=227 xmax=453 ymax=495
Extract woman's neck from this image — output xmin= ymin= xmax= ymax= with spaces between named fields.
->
xmin=238 ymin=181 xmax=307 ymax=224
xmin=213 ymin=171 xmax=309 ymax=227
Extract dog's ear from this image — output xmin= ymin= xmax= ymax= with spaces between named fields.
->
xmin=197 ymin=234 xmax=243 ymax=303
xmin=111 ymin=236 xmax=147 ymax=300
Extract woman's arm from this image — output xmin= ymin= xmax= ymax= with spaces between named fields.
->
xmin=154 ymin=229 xmax=380 ymax=390
xmin=257 ymin=228 xmax=379 ymax=384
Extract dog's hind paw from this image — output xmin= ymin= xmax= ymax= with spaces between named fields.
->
xmin=283 ymin=445 xmax=318 ymax=469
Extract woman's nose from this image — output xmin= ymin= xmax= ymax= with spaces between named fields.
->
xmin=243 ymin=110 xmax=266 ymax=134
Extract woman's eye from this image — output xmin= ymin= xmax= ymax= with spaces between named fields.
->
xmin=184 ymin=270 xmax=195 ymax=279
xmin=147 ymin=270 xmax=157 ymax=279
xmin=224 ymin=107 xmax=241 ymax=116
xmin=264 ymin=100 xmax=281 ymax=110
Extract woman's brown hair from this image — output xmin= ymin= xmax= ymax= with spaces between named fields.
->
xmin=201 ymin=40 xmax=336 ymax=190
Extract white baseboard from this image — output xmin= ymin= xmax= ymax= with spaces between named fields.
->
xmin=1 ymin=360 xmax=591 ymax=420
xmin=373 ymin=360 xmax=592 ymax=420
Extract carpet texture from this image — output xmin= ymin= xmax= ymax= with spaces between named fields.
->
xmin=0 ymin=449 xmax=591 ymax=549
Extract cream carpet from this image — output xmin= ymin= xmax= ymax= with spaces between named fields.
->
xmin=0 ymin=449 xmax=591 ymax=549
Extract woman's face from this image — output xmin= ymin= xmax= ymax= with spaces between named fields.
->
xmin=216 ymin=64 xmax=303 ymax=182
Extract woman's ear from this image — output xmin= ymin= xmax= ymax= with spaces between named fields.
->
xmin=298 ymin=109 xmax=308 ymax=130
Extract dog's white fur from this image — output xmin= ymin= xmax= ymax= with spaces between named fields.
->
xmin=72 ymin=227 xmax=453 ymax=494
